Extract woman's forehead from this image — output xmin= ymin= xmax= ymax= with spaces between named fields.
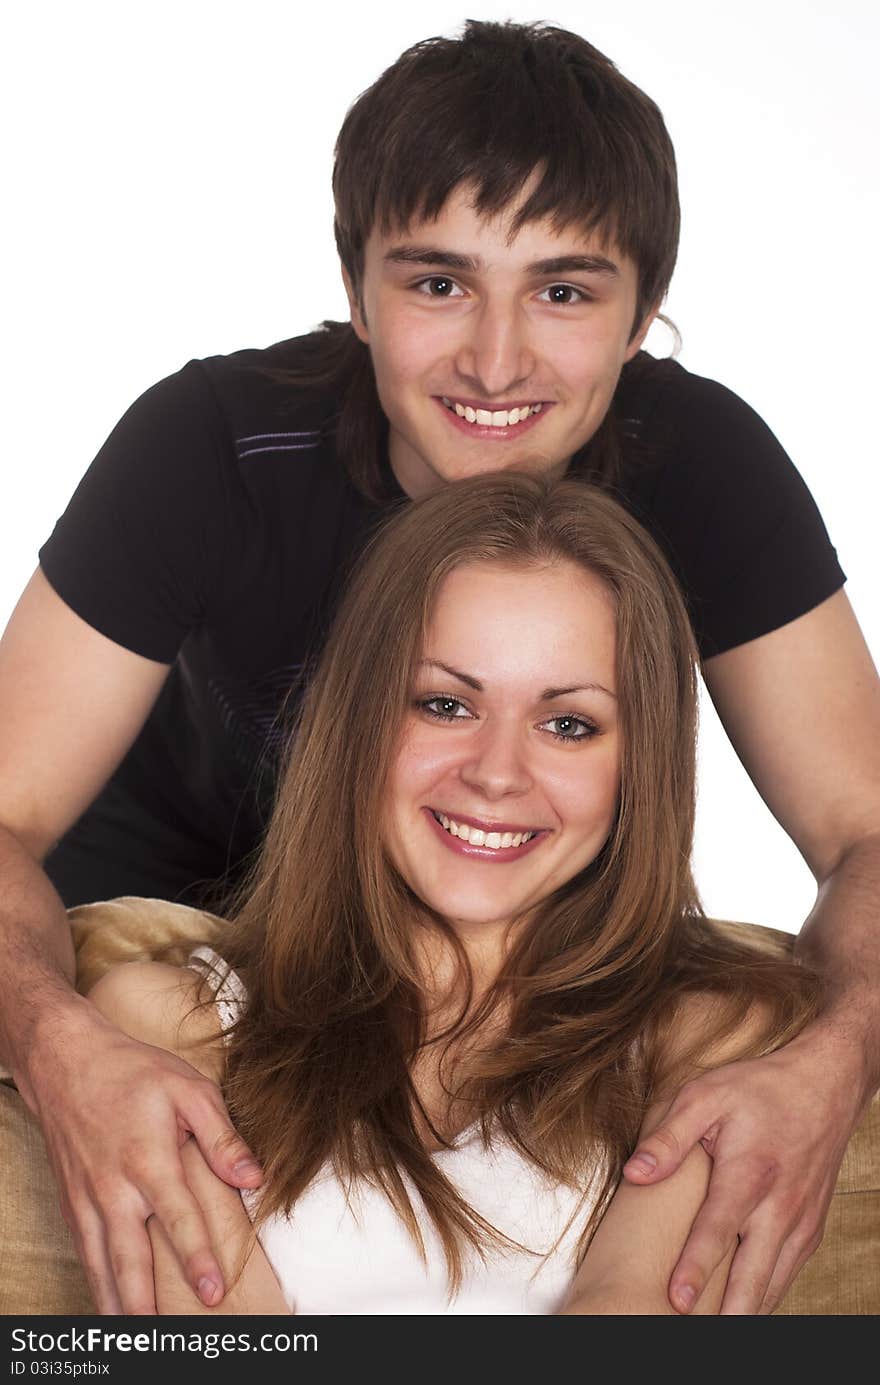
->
xmin=419 ymin=559 xmax=617 ymax=694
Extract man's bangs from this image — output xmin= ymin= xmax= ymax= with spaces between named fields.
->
xmin=369 ymin=82 xmax=628 ymax=257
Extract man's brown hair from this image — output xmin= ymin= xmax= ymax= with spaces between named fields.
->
xmin=333 ymin=20 xmax=680 ymax=329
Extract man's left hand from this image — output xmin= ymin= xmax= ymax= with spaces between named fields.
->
xmin=622 ymin=1026 xmax=870 ymax=1314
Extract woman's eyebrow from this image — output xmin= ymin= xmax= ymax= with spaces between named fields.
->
xmin=418 ymin=658 xmax=482 ymax=690
xmin=542 ymin=683 xmax=618 ymax=702
xmin=418 ymin=661 xmax=617 ymax=700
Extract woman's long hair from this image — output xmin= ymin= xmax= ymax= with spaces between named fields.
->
xmin=216 ymin=473 xmax=819 ymax=1286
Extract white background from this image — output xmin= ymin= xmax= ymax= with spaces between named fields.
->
xmin=2 ymin=1 xmax=877 ymax=931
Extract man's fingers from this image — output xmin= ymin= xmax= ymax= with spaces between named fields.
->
xmin=188 ymin=1096 xmax=263 ymax=1189
xmin=105 ymin=1216 xmax=161 ymax=1316
xmin=719 ymin=1187 xmax=825 ymax=1314
xmin=67 ymin=1178 xmax=159 ymax=1315
xmin=71 ymin=1206 xmax=124 ymax=1316
xmin=757 ymin=1223 xmax=823 ymax=1315
xmin=184 ymin=1084 xmax=261 ymax=1184
xmin=623 ymin=1088 xmax=717 ymax=1183
xmin=667 ymin=1171 xmax=766 ymax=1313
xmin=148 ymin=1172 xmax=226 ymax=1307
xmin=717 ymin=1219 xmax=789 ymax=1315
xmin=70 ymin=1151 xmax=227 ymax=1314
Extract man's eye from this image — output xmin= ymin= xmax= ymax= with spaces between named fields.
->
xmin=538 ymin=284 xmax=588 ymax=305
xmin=415 ymin=276 xmax=464 ymax=298
xmin=418 ymin=696 xmax=471 ymax=721
xmin=541 ymin=715 xmax=597 ymax=741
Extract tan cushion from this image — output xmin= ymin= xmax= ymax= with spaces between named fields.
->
xmin=775 ymin=1096 xmax=880 ymax=1314
xmin=1 ymin=901 xmax=878 ymax=1315
xmin=0 ymin=1082 xmax=94 ymax=1315
xmin=69 ymin=895 xmax=226 ymax=993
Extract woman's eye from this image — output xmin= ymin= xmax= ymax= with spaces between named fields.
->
xmin=418 ymin=696 xmax=472 ymax=721
xmin=415 ymin=276 xmax=464 ymax=298
xmin=538 ymin=283 xmax=588 ymax=305
xmin=541 ymin=715 xmax=597 ymax=741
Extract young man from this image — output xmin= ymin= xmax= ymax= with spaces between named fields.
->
xmin=1 ymin=20 xmax=878 ymax=1316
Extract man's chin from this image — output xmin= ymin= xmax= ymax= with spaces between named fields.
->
xmin=390 ymin=428 xmax=570 ymax=497
xmin=432 ymin=450 xmax=567 ymax=486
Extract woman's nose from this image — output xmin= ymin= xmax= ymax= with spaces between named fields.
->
xmin=458 ymin=721 xmax=533 ymax=801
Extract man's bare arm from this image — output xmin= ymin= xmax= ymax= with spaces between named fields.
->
xmin=0 ymin=569 xmax=168 ymax=1077
xmin=706 ymin=588 xmax=880 ymax=1094
xmin=0 ymin=569 xmax=261 ymax=1314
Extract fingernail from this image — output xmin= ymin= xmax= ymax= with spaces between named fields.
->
xmin=625 ymin=1152 xmax=657 ymax=1175
xmin=198 ymin=1277 xmax=222 ymax=1306
xmin=233 ymin=1158 xmax=262 ymax=1178
xmin=676 ymin=1284 xmax=697 ymax=1312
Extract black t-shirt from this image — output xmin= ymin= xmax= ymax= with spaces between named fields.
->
xmin=38 ymin=336 xmax=845 ymax=907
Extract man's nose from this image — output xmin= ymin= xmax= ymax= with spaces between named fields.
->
xmin=458 ymin=719 xmax=533 ymax=801
xmin=454 ymin=299 xmax=534 ymax=398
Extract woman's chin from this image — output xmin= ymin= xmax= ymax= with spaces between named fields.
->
xmin=422 ymin=892 xmax=529 ymax=941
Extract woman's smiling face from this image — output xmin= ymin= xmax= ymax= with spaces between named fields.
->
xmin=383 ymin=559 xmax=622 ymax=946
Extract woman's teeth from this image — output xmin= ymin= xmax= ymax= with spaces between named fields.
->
xmin=441 ymin=398 xmax=543 ymax=428
xmin=434 ymin=811 xmax=536 ymax=849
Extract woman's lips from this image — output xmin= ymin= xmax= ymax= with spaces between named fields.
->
xmin=422 ymin=806 xmax=548 ymax=863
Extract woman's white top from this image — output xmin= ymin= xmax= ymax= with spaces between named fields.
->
xmin=189 ymin=946 xmax=598 ymax=1315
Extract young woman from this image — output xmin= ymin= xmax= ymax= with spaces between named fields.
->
xmin=89 ymin=474 xmax=819 ymax=1314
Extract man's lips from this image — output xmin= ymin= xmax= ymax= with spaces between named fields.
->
xmin=441 ymin=396 xmax=545 ymax=415
xmin=433 ymin=396 xmax=554 ymax=441
xmin=422 ymin=806 xmax=549 ymax=862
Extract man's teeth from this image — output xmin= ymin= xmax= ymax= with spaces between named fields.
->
xmin=434 ymin=812 xmax=536 ymax=849
xmin=441 ymin=398 xmax=543 ymax=428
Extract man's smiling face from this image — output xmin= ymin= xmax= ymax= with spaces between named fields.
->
xmin=344 ymin=182 xmax=657 ymax=499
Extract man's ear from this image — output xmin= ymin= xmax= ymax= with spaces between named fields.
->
xmin=624 ymin=300 xmax=662 ymax=361
xmin=341 ymin=265 xmax=369 ymax=344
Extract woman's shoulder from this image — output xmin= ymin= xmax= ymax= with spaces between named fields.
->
xmin=653 ymin=990 xmax=778 ymax=1097
xmin=87 ymin=960 xmax=224 ymax=1080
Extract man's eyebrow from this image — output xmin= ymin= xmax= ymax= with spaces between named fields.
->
xmin=384 ymin=246 xmax=480 ymax=272
xmin=418 ymin=660 xmax=617 ymax=701
xmin=383 ymin=249 xmax=620 ymax=278
xmin=527 ymin=254 xmax=620 ymax=279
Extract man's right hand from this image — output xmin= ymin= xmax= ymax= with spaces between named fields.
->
xmin=21 ymin=998 xmax=263 ymax=1315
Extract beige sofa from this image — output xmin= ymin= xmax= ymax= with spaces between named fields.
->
xmin=1 ymin=898 xmax=878 ymax=1315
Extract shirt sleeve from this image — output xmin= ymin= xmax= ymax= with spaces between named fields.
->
xmin=39 ymin=361 xmax=233 ymax=664
xmin=637 ymin=366 xmax=846 ymax=660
